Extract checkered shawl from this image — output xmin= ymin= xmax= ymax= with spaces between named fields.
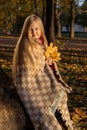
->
xmin=15 ymin=44 xmax=72 ymax=130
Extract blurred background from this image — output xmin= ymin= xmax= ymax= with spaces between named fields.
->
xmin=0 ymin=0 xmax=87 ymax=40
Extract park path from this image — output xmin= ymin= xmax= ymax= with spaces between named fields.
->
xmin=60 ymin=39 xmax=87 ymax=49
xmin=0 ymin=36 xmax=87 ymax=49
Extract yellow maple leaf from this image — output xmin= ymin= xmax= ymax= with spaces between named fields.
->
xmin=45 ymin=42 xmax=61 ymax=62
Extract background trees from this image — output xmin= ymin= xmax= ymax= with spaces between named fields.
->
xmin=0 ymin=0 xmax=86 ymax=39
xmin=75 ymin=0 xmax=87 ymax=29
xmin=69 ymin=0 xmax=86 ymax=38
xmin=55 ymin=0 xmax=87 ymax=38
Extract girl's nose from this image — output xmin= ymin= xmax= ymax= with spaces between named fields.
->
xmin=32 ymin=30 xmax=35 ymax=36
xmin=32 ymin=30 xmax=34 ymax=34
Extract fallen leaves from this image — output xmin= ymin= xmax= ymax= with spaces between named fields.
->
xmin=72 ymin=108 xmax=87 ymax=124
xmin=0 ymin=44 xmax=87 ymax=129
xmin=0 ymin=47 xmax=13 ymax=76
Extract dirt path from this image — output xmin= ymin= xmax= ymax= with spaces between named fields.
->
xmin=0 ymin=36 xmax=87 ymax=49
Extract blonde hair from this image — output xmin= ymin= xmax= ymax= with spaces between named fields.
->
xmin=12 ymin=14 xmax=48 ymax=80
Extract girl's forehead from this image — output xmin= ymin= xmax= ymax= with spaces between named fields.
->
xmin=30 ymin=21 xmax=39 ymax=27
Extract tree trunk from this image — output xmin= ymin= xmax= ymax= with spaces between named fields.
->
xmin=70 ymin=0 xmax=75 ymax=38
xmin=70 ymin=16 xmax=75 ymax=38
xmin=54 ymin=3 xmax=61 ymax=38
xmin=42 ymin=0 xmax=46 ymax=25
xmin=45 ymin=0 xmax=55 ymax=44
xmin=34 ymin=0 xmax=38 ymax=15
xmin=56 ymin=13 xmax=61 ymax=38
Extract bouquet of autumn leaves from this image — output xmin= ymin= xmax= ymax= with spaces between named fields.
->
xmin=45 ymin=42 xmax=61 ymax=62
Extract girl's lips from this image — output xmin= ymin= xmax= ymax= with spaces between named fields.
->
xmin=32 ymin=35 xmax=35 ymax=37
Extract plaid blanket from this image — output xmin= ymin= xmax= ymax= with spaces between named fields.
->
xmin=15 ymin=60 xmax=74 ymax=130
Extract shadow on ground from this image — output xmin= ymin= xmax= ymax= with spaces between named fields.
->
xmin=0 ymin=67 xmax=34 ymax=130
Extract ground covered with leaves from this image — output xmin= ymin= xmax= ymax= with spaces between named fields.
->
xmin=59 ymin=48 xmax=87 ymax=130
xmin=0 ymin=42 xmax=87 ymax=130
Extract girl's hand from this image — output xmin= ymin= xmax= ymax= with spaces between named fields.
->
xmin=46 ymin=57 xmax=53 ymax=65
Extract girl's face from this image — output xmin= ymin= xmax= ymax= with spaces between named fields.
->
xmin=28 ymin=21 xmax=41 ymax=39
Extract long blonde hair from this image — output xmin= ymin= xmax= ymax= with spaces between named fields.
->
xmin=12 ymin=14 xmax=48 ymax=80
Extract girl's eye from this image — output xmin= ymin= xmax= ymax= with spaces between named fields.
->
xmin=35 ymin=28 xmax=38 ymax=31
xmin=31 ymin=29 xmax=33 ymax=33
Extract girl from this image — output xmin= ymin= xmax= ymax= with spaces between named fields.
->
xmin=12 ymin=14 xmax=74 ymax=130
